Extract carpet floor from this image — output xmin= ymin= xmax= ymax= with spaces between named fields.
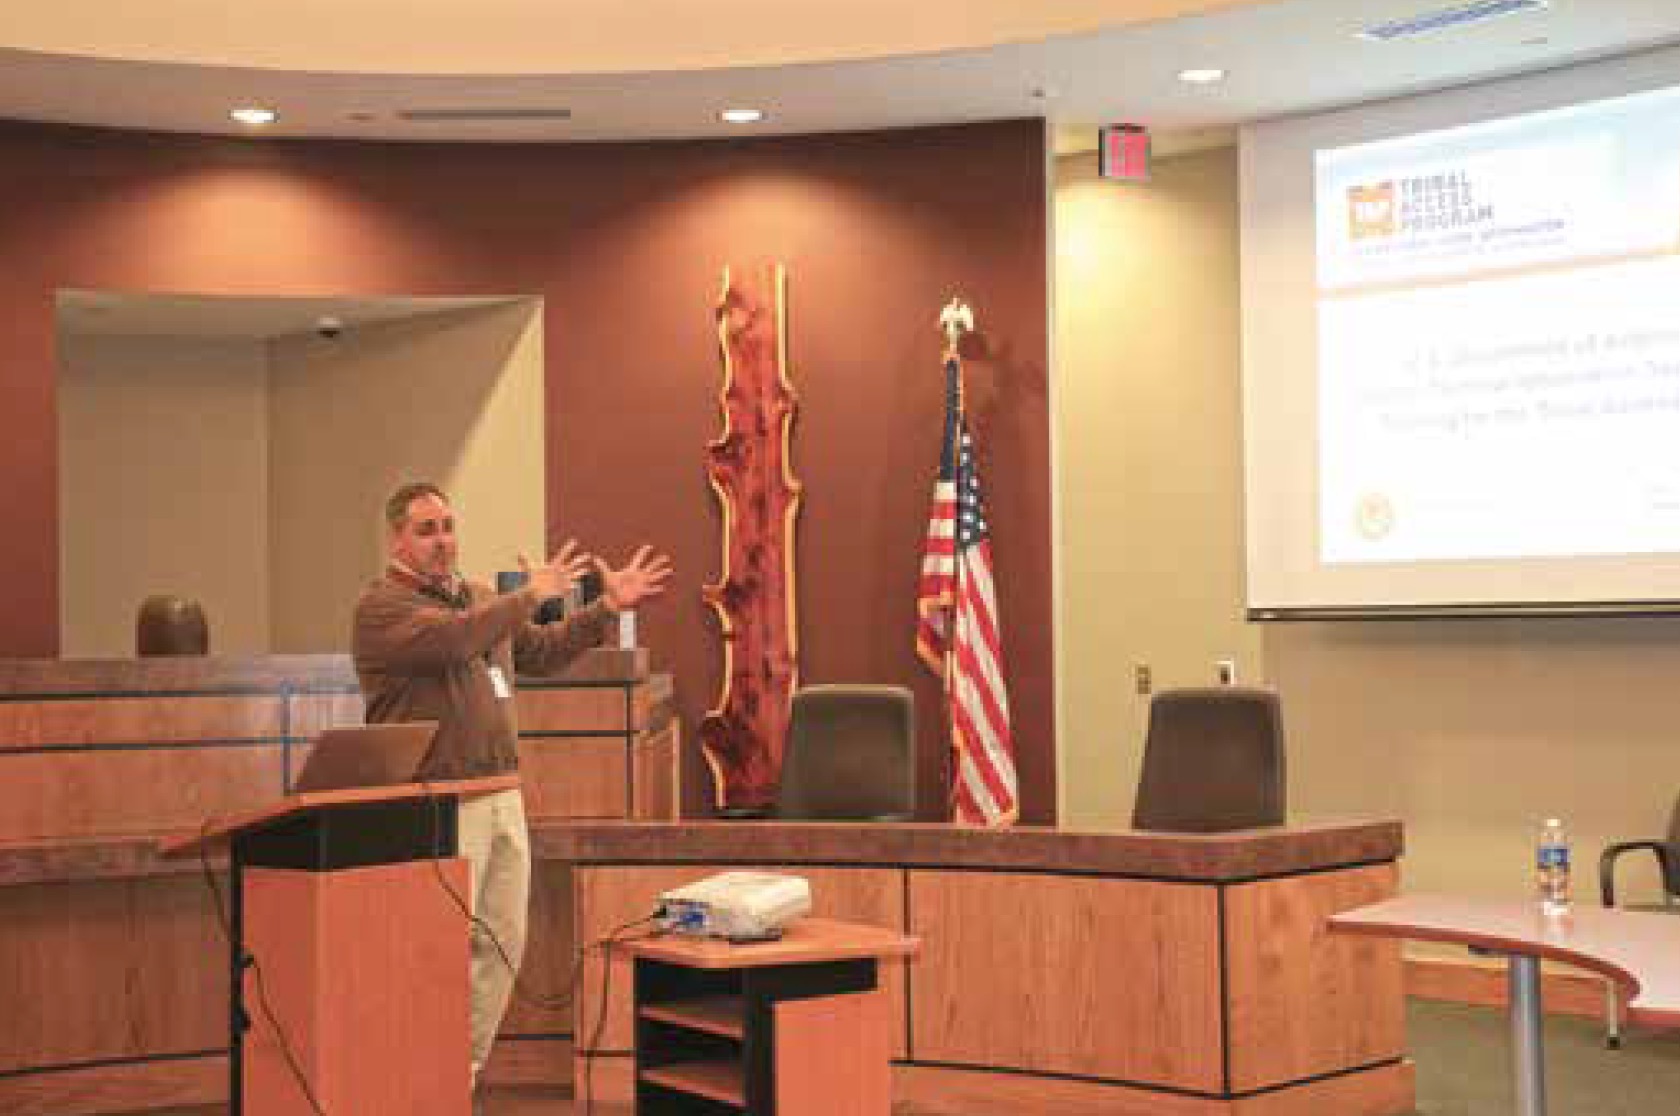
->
xmin=119 ymin=999 xmax=1680 ymax=1116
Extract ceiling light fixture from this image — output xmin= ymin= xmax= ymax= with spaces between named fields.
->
xmin=229 ymin=107 xmax=278 ymax=127
xmin=720 ymin=108 xmax=765 ymax=125
xmin=1177 ymin=68 xmax=1227 ymax=85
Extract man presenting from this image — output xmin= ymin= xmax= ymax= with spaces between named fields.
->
xmin=352 ymin=482 xmax=671 ymax=1104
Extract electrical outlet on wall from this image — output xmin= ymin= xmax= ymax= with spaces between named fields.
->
xmin=1215 ymin=658 xmax=1237 ymax=685
xmin=1134 ymin=663 xmax=1153 ymax=695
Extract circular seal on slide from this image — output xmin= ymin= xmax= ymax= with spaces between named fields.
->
xmin=1355 ymin=493 xmax=1396 ymax=541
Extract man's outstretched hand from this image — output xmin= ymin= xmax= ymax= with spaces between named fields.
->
xmin=518 ymin=540 xmax=592 ymax=600
xmin=597 ymin=546 xmax=674 ymax=612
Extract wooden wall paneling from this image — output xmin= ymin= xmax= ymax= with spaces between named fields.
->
xmin=518 ymin=738 xmax=629 ymax=820
xmin=0 ymin=747 xmax=285 ymax=840
xmin=0 ymin=877 xmax=223 ymax=1070
xmin=892 ymin=1063 xmax=1222 ymax=1116
xmin=0 ymin=879 xmax=143 ymax=1068
xmin=574 ymin=865 xmax=908 ymax=1057
xmin=1228 ymin=1062 xmax=1415 ymax=1116
xmin=516 ymin=688 xmax=630 ymax=734
xmin=0 ymin=1053 xmax=226 ymax=1116
xmin=894 ymin=1061 xmax=1414 ymax=1116
xmin=1222 ymin=863 xmax=1405 ymax=1093
xmin=282 ymin=692 xmax=365 ymax=789
xmin=632 ymin=723 xmax=679 ymax=820
xmin=630 ymin=680 xmax=668 ymax=732
xmin=907 ymin=870 xmax=1224 ymax=1093
xmin=481 ymin=1036 xmax=573 ymax=1088
xmin=775 ymin=990 xmax=890 ymax=1116
xmin=0 ymin=657 xmax=355 ymax=695
xmin=0 ymin=118 xmax=1055 ymax=819
xmin=0 ymin=695 xmax=283 ymax=749
xmin=499 ymin=860 xmax=576 ymax=1037
xmin=285 ymin=692 xmax=365 ymax=741
xmin=573 ymin=1052 xmax=635 ymax=1108
xmin=285 ymin=743 xmax=316 ymax=791
xmin=124 ymin=875 xmax=230 ymax=1058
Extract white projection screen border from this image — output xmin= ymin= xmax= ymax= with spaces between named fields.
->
xmin=1241 ymin=44 xmax=1680 ymax=618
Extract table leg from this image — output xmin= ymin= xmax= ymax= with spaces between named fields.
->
xmin=1509 ymin=954 xmax=1547 ymax=1116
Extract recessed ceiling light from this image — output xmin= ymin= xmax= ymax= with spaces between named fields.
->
xmin=720 ymin=108 xmax=765 ymax=125
xmin=1177 ymin=68 xmax=1227 ymax=85
xmin=230 ymin=107 xmax=278 ymax=127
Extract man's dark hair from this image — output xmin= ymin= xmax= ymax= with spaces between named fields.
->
xmin=385 ymin=482 xmax=448 ymax=530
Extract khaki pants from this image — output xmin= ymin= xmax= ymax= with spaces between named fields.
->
xmin=457 ymin=786 xmax=531 ymax=1081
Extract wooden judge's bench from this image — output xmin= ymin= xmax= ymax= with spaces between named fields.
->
xmin=0 ymin=652 xmax=1408 ymax=1116
xmin=0 ymin=650 xmax=675 ymax=1116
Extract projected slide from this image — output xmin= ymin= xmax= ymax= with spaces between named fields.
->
xmin=1314 ymin=83 xmax=1680 ymax=565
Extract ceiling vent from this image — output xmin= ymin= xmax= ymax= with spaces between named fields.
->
xmin=396 ymin=108 xmax=573 ymax=122
xmin=1359 ymin=0 xmax=1548 ymax=42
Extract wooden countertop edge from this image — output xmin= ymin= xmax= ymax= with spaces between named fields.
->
xmin=156 ymin=773 xmax=522 ymax=858
xmin=0 ymin=649 xmax=666 ymax=697
xmin=0 ymin=818 xmax=1398 ymax=887
xmin=538 ymin=818 xmax=1403 ymax=880
xmin=620 ymin=917 xmax=921 ymax=969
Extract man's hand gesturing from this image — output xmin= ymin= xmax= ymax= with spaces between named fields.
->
xmin=518 ymin=540 xmax=592 ymax=600
xmin=597 ymin=546 xmax=674 ymax=612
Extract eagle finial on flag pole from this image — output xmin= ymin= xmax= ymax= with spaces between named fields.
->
xmin=939 ymin=298 xmax=974 ymax=356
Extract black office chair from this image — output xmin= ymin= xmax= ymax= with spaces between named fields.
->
xmin=1598 ymin=794 xmax=1680 ymax=1047
xmin=775 ymin=685 xmax=916 ymax=822
xmin=1132 ymin=686 xmax=1286 ymax=833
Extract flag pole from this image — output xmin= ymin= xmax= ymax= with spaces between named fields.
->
xmin=937 ymin=298 xmax=975 ymax=822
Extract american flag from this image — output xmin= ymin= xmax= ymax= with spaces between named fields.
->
xmin=915 ymin=355 xmax=1019 ymax=826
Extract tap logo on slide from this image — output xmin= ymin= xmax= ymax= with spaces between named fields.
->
xmin=1319 ymin=138 xmax=1622 ymax=290
xmin=1347 ymin=182 xmax=1397 ymax=240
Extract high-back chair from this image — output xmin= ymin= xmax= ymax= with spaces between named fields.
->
xmin=135 ymin=594 xmax=210 ymax=656
xmin=1131 ymin=686 xmax=1286 ymax=833
xmin=775 ymin=685 xmax=916 ymax=822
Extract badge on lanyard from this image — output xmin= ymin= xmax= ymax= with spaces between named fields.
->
xmin=487 ymin=664 xmax=512 ymax=701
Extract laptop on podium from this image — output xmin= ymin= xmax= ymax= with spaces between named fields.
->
xmin=290 ymin=722 xmax=438 ymax=794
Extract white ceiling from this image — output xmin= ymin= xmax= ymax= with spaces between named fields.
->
xmin=0 ymin=0 xmax=1677 ymax=144
xmin=56 ymin=290 xmax=523 ymax=339
xmin=0 ymin=0 xmax=1263 ymax=74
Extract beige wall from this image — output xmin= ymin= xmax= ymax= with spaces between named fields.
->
xmin=1053 ymin=144 xmax=1680 ymax=908
xmin=267 ymin=300 xmax=546 ymax=652
xmin=1271 ymin=617 xmax=1680 ymax=908
xmin=1053 ymin=147 xmax=1264 ymax=828
xmin=58 ymin=333 xmax=272 ymax=657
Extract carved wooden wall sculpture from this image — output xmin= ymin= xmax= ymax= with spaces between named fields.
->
xmin=699 ymin=263 xmax=802 ymax=813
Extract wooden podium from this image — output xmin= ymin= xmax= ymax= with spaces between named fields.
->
xmin=622 ymin=917 xmax=919 ymax=1115
xmin=160 ymin=774 xmax=517 ymax=1116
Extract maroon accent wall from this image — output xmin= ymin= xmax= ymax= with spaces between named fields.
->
xmin=0 ymin=119 xmax=1054 ymax=822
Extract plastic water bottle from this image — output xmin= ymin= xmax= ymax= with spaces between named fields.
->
xmin=1536 ymin=817 xmax=1571 ymax=917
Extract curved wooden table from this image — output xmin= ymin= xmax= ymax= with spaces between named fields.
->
xmin=1331 ymin=894 xmax=1680 ymax=1116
